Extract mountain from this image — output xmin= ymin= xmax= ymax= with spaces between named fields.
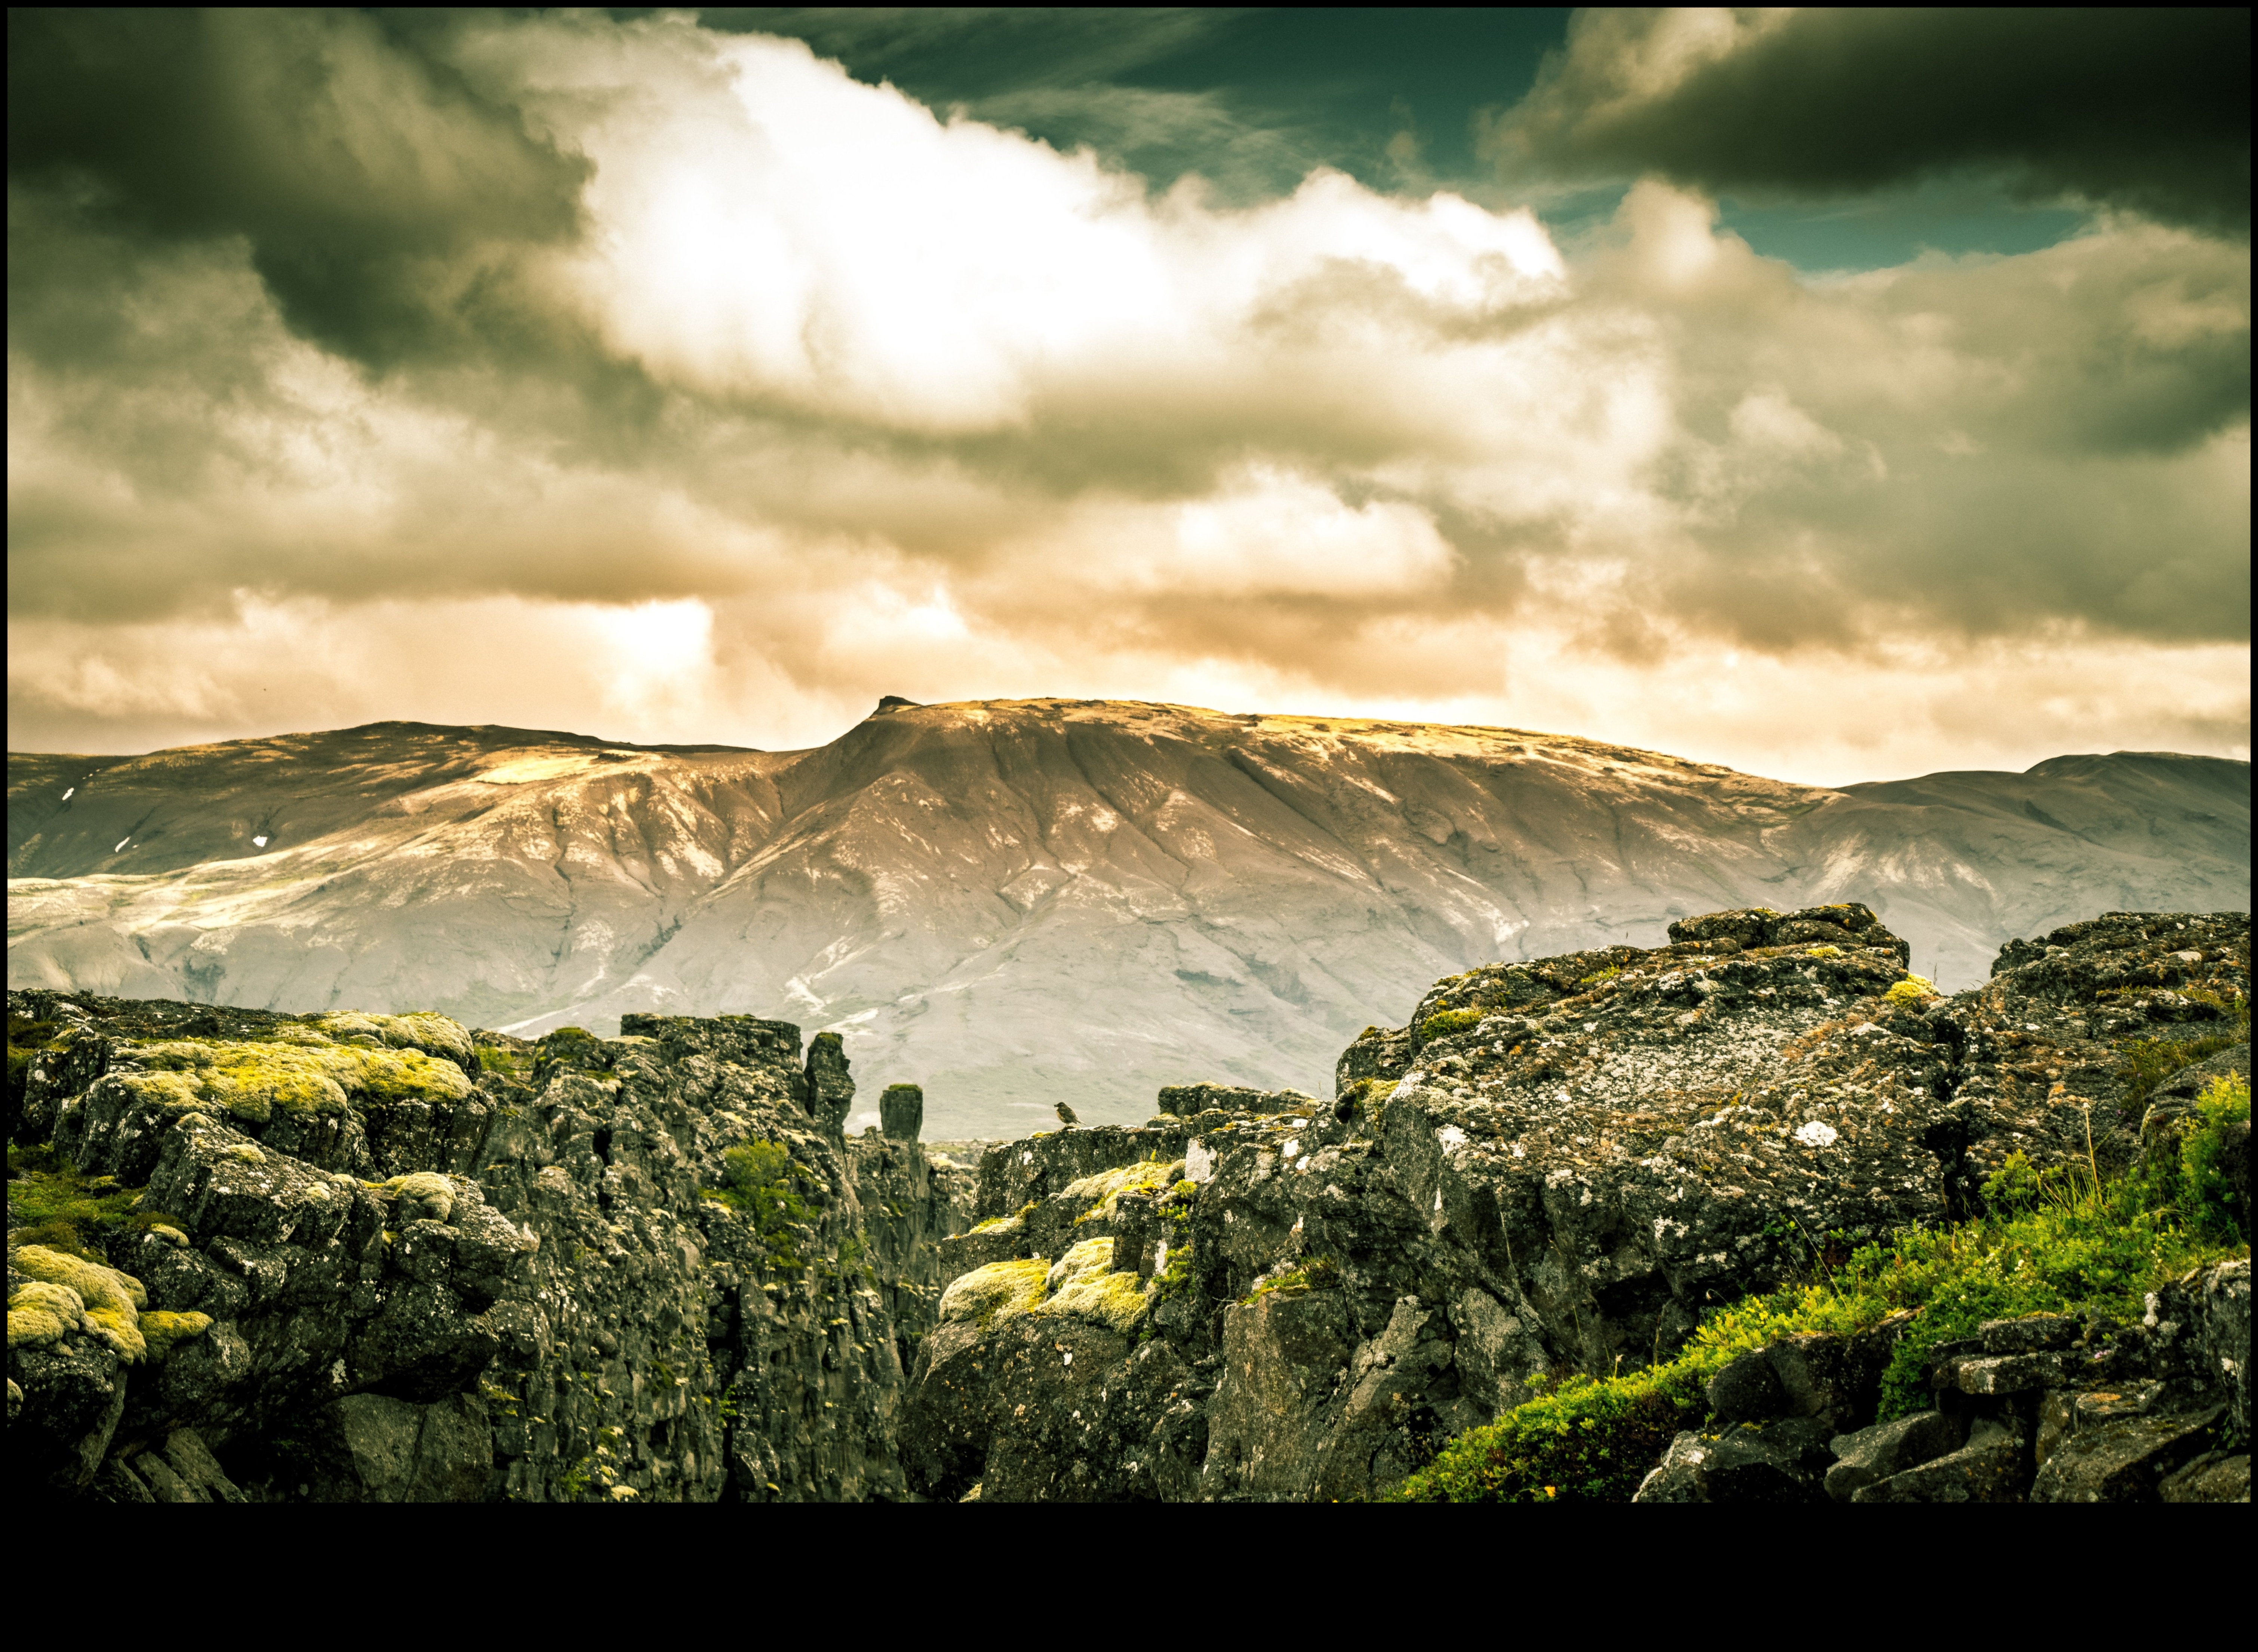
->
xmin=6 ymin=700 xmax=2249 ymax=1136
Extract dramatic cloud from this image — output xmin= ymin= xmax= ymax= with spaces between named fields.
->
xmin=1490 ymin=9 xmax=2252 ymax=231
xmin=5 ymin=10 xmax=2249 ymax=780
xmin=6 ymin=9 xmax=592 ymax=366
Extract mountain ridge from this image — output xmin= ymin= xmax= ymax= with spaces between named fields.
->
xmin=7 ymin=700 xmax=2249 ymax=1136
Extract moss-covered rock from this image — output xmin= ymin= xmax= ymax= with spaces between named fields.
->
xmin=1063 ymin=1157 xmax=1184 ymax=1223
xmin=315 ymin=1011 xmax=478 ymax=1076
xmin=8 ymin=1278 xmax=84 ymax=1348
xmin=137 ymin=1309 xmax=213 ymax=1360
xmin=939 ymin=1257 xmax=1050 ymax=1329
xmin=11 ymin=1244 xmax=147 ymax=1360
xmin=1034 ymin=1266 xmax=1151 ymax=1334
xmin=127 ymin=1037 xmax=473 ymax=1125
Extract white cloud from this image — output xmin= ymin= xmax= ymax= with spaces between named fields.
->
xmin=480 ymin=19 xmax=1565 ymax=431
xmin=5 ymin=13 xmax=2246 ymax=780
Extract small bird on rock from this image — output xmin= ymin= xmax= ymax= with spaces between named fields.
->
xmin=1053 ymin=1101 xmax=1079 ymax=1128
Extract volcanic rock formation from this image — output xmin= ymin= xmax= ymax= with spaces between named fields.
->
xmin=8 ymin=900 xmax=2243 ymax=1501
xmin=899 ymin=903 xmax=2251 ymax=1502
xmin=7 ymin=996 xmax=974 ymax=1501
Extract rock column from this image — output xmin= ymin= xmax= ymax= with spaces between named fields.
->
xmin=805 ymin=1032 xmax=855 ymax=1135
xmin=880 ymin=1082 xmax=924 ymax=1140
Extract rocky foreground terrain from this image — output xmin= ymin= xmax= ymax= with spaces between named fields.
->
xmin=7 ymin=901 xmax=2248 ymax=1501
xmin=9 ymin=702 xmax=2249 ymax=1136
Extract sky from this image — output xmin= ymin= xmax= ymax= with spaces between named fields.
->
xmin=6 ymin=7 xmax=2249 ymax=783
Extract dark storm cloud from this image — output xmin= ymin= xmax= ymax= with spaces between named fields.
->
xmin=7 ymin=8 xmax=591 ymax=367
xmin=1493 ymin=9 xmax=2252 ymax=232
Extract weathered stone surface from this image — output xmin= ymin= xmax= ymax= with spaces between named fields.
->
xmin=1824 ymin=1409 xmax=1966 ymax=1500
xmin=1705 ymin=1347 xmax=1787 ymax=1423
xmin=1202 ymin=1287 xmax=1372 ymax=1502
xmin=804 ymin=1032 xmax=856 ymax=1135
xmin=1952 ymin=1352 xmax=2083 ymax=1397
xmin=1633 ymin=1417 xmax=1831 ymax=1502
xmin=2144 ymin=1256 xmax=2251 ymax=1436
xmin=2036 ymin=1382 xmax=2161 ymax=1468
xmin=2157 ymin=1451 xmax=2251 ymax=1502
xmin=1979 ymin=1313 xmax=2080 ymax=1355
xmin=880 ymin=1084 xmax=925 ymax=1141
xmin=2029 ymin=1405 xmax=2224 ymax=1502
xmin=1855 ymin=1417 xmax=2030 ymax=1502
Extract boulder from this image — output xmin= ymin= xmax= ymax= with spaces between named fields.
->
xmin=1854 ymin=1417 xmax=2030 ymax=1502
xmin=2029 ymin=1405 xmax=2224 ymax=1502
xmin=2157 ymin=1451 xmax=2251 ymax=1502
xmin=1824 ymin=1409 xmax=1967 ymax=1501
xmin=1633 ymin=1417 xmax=1831 ymax=1502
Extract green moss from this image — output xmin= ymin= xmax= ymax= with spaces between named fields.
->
xmin=8 ymin=1280 xmax=84 ymax=1349
xmin=9 ymin=1243 xmax=148 ymax=1361
xmin=1045 ymin=1236 xmax=1116 ymax=1291
xmin=969 ymin=1212 xmax=1025 ymax=1235
xmin=938 ymin=1257 xmax=1050 ymax=1329
xmin=128 ymin=1036 xmax=471 ymax=1124
xmin=138 ymin=1309 xmax=213 ymax=1359
xmin=1806 ymin=946 xmax=1843 ymax=960
xmin=6 ymin=1142 xmax=182 ymax=1265
xmin=1037 ymin=1268 xmax=1152 ymax=1333
xmin=1148 ymin=1204 xmax=1198 ymax=1318
xmin=383 ymin=1171 xmax=458 ymax=1223
xmin=1065 ymin=1156 xmax=1184 ymax=1223
xmin=1577 ymin=966 xmax=1624 ymax=987
xmin=316 ymin=1011 xmax=477 ymax=1069
xmin=1419 ymin=1008 xmax=1486 ymax=1042
xmin=1243 ymin=1255 xmax=1339 ymax=1303
xmin=1882 ymin=976 xmax=1938 ymax=1005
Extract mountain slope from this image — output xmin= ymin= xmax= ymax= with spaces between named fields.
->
xmin=7 ymin=701 xmax=2249 ymax=1135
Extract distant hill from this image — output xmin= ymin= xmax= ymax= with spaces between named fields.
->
xmin=7 ymin=702 xmax=2248 ymax=1136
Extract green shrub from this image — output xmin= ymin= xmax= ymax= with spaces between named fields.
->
xmin=2119 ymin=1017 xmax=2248 ymax=1113
xmin=1392 ymin=1284 xmax=1884 ymax=1502
xmin=2179 ymin=1075 xmax=2251 ymax=1242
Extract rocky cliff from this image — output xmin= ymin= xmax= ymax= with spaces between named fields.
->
xmin=8 ymin=900 xmax=2248 ymax=1502
xmin=896 ymin=901 xmax=2250 ymax=1502
xmin=6 ymin=994 xmax=974 ymax=1501
xmin=9 ymin=704 xmax=2249 ymax=1138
